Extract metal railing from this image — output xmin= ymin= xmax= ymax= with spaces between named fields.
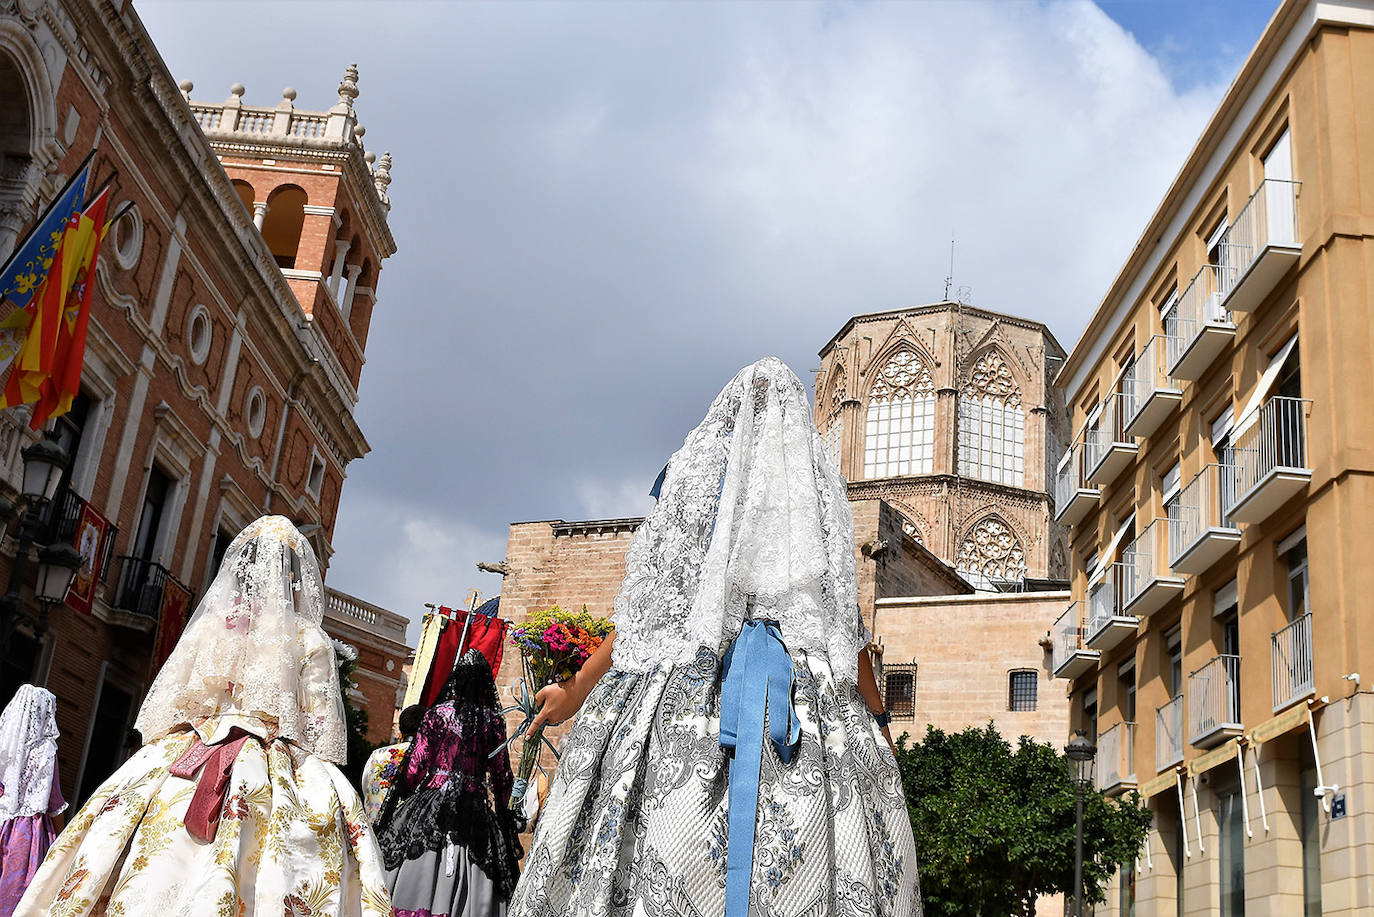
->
xmin=1054 ymin=442 xmax=1091 ymax=512
xmin=1271 ymin=612 xmax=1314 ymax=712
xmin=1156 ymin=695 xmax=1184 ymax=769
xmin=111 ymin=555 xmax=170 ymax=620
xmin=1219 ymin=178 xmax=1300 ymax=279
xmin=1167 ymin=463 xmax=1237 ymax=566
xmin=1188 ymin=654 xmax=1241 ymax=744
xmin=1084 ymin=393 xmax=1129 ymax=476
xmin=1121 ymin=519 xmax=1170 ymax=608
xmin=1052 ymin=601 xmax=1088 ymax=673
xmin=1087 ymin=564 xmax=1126 ymax=639
xmin=1229 ymin=396 xmax=1310 ymax=510
xmin=39 ymin=484 xmax=118 ymax=587
xmin=1164 ymin=263 xmax=1231 ymax=370
xmin=1096 ymin=721 xmax=1136 ymax=791
xmin=1120 ymin=335 xmax=1178 ymax=427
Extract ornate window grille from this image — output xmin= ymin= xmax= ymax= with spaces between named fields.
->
xmin=882 ymin=662 xmax=917 ymax=719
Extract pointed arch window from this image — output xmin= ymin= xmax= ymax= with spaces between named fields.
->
xmin=958 ymin=351 xmax=1025 ymax=487
xmin=864 ymin=349 xmax=936 ymax=478
xmin=822 ymin=368 xmax=846 ymax=469
xmin=956 ymin=516 xmax=1027 ymax=590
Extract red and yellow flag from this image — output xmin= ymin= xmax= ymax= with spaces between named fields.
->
xmin=0 ymin=187 xmax=111 ymax=429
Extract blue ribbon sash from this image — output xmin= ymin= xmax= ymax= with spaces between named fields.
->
xmin=718 ymin=619 xmax=801 ymax=917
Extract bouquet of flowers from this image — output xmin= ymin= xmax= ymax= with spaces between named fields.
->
xmin=505 ymin=605 xmax=613 ymax=811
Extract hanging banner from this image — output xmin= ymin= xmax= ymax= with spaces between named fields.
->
xmin=64 ymin=501 xmax=110 ymax=615
xmin=401 ymin=610 xmax=445 ymax=710
xmin=151 ymin=576 xmax=194 ymax=673
xmin=423 ymin=602 xmax=507 ymax=706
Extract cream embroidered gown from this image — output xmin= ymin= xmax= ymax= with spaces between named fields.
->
xmin=14 ymin=517 xmax=390 ymax=917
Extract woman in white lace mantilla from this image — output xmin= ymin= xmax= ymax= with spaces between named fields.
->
xmin=14 ymin=516 xmax=390 ymax=917
xmin=510 ymin=357 xmax=921 ymax=917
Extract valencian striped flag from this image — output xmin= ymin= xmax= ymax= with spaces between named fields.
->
xmin=0 ymin=183 xmax=112 ymax=429
xmin=0 ymin=156 xmax=93 ymax=378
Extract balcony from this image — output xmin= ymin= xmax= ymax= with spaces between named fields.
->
xmin=1219 ymin=178 xmax=1301 ymax=314
xmin=1085 ymin=565 xmax=1137 ymax=653
xmin=1120 ymin=335 xmax=1183 ymax=440
xmin=1120 ymin=519 xmax=1184 ymax=618
xmin=1189 ymin=654 xmax=1242 ymax=748
xmin=1165 ymin=264 xmax=1235 ymax=381
xmin=1156 ymin=695 xmax=1184 ymax=770
xmin=1084 ymin=394 xmax=1138 ymax=487
xmin=112 ymin=555 xmax=171 ymax=628
xmin=1052 ymin=601 xmax=1100 ymax=680
xmin=1271 ymin=612 xmax=1315 ymax=713
xmin=1096 ymin=721 xmax=1137 ymax=796
xmin=1054 ymin=442 xmax=1100 ymax=527
xmin=1167 ymin=464 xmax=1241 ymax=575
xmin=1226 ymin=396 xmax=1311 ymax=525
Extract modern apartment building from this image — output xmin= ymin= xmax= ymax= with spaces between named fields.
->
xmin=1053 ymin=1 xmax=1374 ymax=913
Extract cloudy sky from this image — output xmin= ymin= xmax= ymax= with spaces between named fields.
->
xmin=137 ymin=0 xmax=1273 ymax=638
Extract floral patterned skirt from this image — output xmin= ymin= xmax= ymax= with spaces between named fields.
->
xmin=13 ymin=730 xmax=391 ymax=917
xmin=509 ymin=647 xmax=921 ymax=917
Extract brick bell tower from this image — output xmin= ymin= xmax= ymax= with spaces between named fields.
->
xmin=182 ymin=64 xmax=396 ymax=397
xmin=179 ymin=65 xmax=397 ymax=562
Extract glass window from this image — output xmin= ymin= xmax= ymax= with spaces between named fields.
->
xmin=1301 ymin=767 xmax=1322 ymax=916
xmin=958 ymin=351 xmax=1024 ymax=487
xmin=1083 ymin=688 xmax=1098 ymax=744
xmin=1286 ymin=538 xmax=1309 ymax=622
xmin=1218 ymin=787 xmax=1246 ymax=916
xmin=1008 ymin=670 xmax=1037 ymax=712
xmin=864 ymin=349 xmax=936 ymax=478
xmin=1166 ymin=626 xmax=1183 ymax=698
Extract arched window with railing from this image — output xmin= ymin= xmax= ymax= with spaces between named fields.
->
xmin=863 ymin=348 xmax=936 ymax=478
xmin=958 ymin=349 xmax=1025 ymax=487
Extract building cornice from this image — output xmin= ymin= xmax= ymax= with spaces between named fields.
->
xmin=818 ymin=301 xmax=1067 ymax=360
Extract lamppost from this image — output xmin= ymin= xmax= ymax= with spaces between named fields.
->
xmin=1065 ymin=730 xmax=1097 ymax=917
xmin=0 ymin=438 xmax=83 ymax=650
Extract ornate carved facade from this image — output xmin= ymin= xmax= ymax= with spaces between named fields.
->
xmin=816 ymin=301 xmax=1070 ymax=587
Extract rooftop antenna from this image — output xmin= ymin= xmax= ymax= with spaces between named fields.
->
xmin=944 ymin=234 xmax=955 ymax=301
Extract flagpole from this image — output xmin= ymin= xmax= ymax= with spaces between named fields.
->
xmin=0 ymin=150 xmax=96 ymax=281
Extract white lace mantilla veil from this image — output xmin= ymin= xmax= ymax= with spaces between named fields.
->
xmin=0 ymin=684 xmax=63 ymax=820
xmin=134 ymin=515 xmax=349 ymax=764
xmin=610 ymin=356 xmax=864 ymax=683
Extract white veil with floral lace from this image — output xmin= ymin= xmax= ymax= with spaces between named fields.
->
xmin=610 ymin=357 xmax=864 ymax=682
xmin=133 ymin=515 xmax=348 ymax=763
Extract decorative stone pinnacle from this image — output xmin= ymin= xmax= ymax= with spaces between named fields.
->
xmin=282 ymin=87 xmax=297 ymax=101
xmin=364 ymin=150 xmax=376 ymax=164
xmin=373 ymin=151 xmax=392 ymax=210
xmin=178 ymin=78 xmax=194 ymax=98
xmin=354 ymin=124 xmax=366 ymax=139
xmin=337 ymin=63 xmax=360 ymax=107
xmin=230 ymin=82 xmax=245 ymax=98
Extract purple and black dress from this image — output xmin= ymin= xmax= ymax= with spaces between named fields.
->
xmin=0 ymin=685 xmax=67 ymax=917
xmin=374 ymin=650 xmax=523 ymax=917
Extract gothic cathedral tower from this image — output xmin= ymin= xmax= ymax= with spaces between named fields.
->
xmin=815 ymin=301 xmax=1070 ymax=588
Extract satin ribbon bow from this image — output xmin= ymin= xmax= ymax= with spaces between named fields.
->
xmin=718 ymin=619 xmax=801 ymax=917
xmin=169 ymin=730 xmax=251 ymax=842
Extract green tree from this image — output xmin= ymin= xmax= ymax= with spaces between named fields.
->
xmin=894 ymin=724 xmax=1151 ymax=917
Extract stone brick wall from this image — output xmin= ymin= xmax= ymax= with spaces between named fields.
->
xmin=871 ymin=591 xmax=1071 ymax=748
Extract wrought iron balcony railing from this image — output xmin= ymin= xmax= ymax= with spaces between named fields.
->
xmin=1165 ymin=263 xmax=1234 ymax=381
xmin=1054 ymin=442 xmax=1099 ymax=527
xmin=1167 ymin=463 xmax=1241 ymax=575
xmin=1189 ymin=654 xmax=1242 ymax=748
xmin=1120 ymin=335 xmax=1183 ymax=440
xmin=1120 ymin=519 xmax=1184 ymax=617
xmin=1218 ymin=178 xmax=1301 ymax=313
xmin=112 ymin=555 xmax=171 ymax=621
xmin=1271 ymin=612 xmax=1314 ymax=713
xmin=1052 ymin=601 xmax=1099 ymax=679
xmin=1096 ymin=721 xmax=1136 ymax=794
xmin=1227 ymin=396 xmax=1312 ymax=524
xmin=1083 ymin=393 xmax=1138 ymax=486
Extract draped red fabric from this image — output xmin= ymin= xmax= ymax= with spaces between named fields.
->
xmin=422 ymin=608 xmax=507 ymax=707
xmin=169 ymin=731 xmax=252 ymax=842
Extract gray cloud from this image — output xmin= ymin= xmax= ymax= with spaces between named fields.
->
xmin=134 ymin=0 xmax=1247 ymax=636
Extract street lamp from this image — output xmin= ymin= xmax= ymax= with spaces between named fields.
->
xmin=1065 ymin=730 xmax=1097 ymax=917
xmin=0 ymin=438 xmax=71 ymax=648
